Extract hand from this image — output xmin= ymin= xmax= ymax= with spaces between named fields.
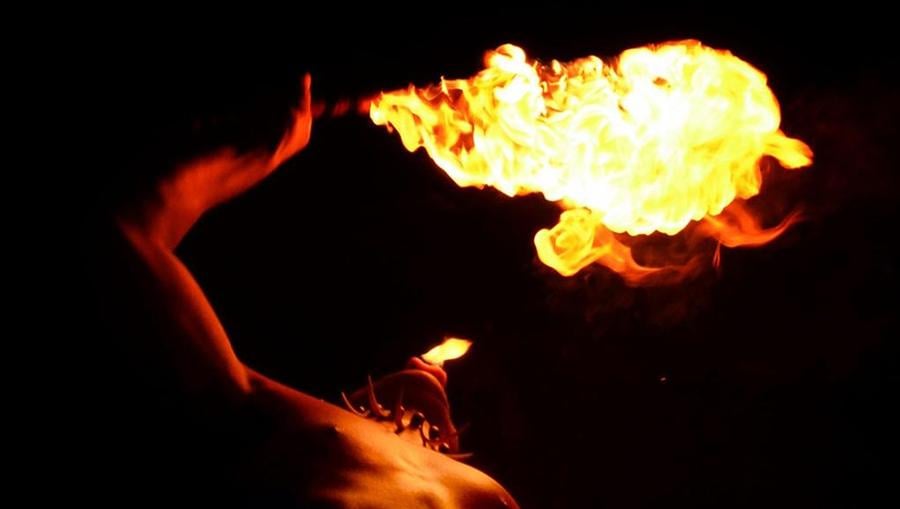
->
xmin=128 ymin=74 xmax=314 ymax=248
xmin=177 ymin=72 xmax=313 ymax=209
xmin=271 ymin=73 xmax=313 ymax=168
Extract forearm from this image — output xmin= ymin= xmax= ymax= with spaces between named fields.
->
xmin=125 ymin=148 xmax=273 ymax=250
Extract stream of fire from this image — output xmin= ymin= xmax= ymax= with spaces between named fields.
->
xmin=370 ymin=41 xmax=812 ymax=283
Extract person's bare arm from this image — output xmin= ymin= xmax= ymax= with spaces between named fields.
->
xmin=98 ymin=75 xmax=519 ymax=507
xmin=105 ymin=75 xmax=312 ymax=401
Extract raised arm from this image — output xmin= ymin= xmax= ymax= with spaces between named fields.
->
xmin=103 ymin=75 xmax=312 ymax=401
xmin=92 ymin=73 xmax=523 ymax=508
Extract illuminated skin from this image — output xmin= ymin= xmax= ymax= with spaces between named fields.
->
xmin=107 ymin=75 xmax=518 ymax=508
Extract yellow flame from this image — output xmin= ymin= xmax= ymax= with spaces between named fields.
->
xmin=421 ymin=337 xmax=473 ymax=366
xmin=370 ymin=41 xmax=812 ymax=282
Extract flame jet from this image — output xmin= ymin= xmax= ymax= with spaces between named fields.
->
xmin=371 ymin=41 xmax=812 ymax=283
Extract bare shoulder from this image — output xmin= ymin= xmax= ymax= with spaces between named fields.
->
xmin=241 ymin=372 xmax=519 ymax=509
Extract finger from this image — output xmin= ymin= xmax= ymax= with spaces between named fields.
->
xmin=302 ymin=73 xmax=312 ymax=116
xmin=406 ymin=356 xmax=448 ymax=387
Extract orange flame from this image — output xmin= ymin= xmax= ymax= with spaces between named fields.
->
xmin=421 ymin=337 xmax=473 ymax=366
xmin=370 ymin=41 xmax=812 ymax=283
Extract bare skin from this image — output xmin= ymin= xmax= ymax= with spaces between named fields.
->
xmin=102 ymin=75 xmax=518 ymax=508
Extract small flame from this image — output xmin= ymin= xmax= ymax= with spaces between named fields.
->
xmin=371 ymin=41 xmax=812 ymax=283
xmin=421 ymin=337 xmax=473 ymax=366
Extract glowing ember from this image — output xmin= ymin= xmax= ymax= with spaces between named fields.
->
xmin=421 ymin=338 xmax=473 ymax=366
xmin=370 ymin=41 xmax=812 ymax=283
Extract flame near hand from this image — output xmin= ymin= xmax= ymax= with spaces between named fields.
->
xmin=371 ymin=41 xmax=812 ymax=283
xmin=422 ymin=338 xmax=473 ymax=367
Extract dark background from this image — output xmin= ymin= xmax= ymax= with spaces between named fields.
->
xmin=73 ymin=9 xmax=898 ymax=508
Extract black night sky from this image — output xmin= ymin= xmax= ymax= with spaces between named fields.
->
xmin=72 ymin=9 xmax=897 ymax=508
